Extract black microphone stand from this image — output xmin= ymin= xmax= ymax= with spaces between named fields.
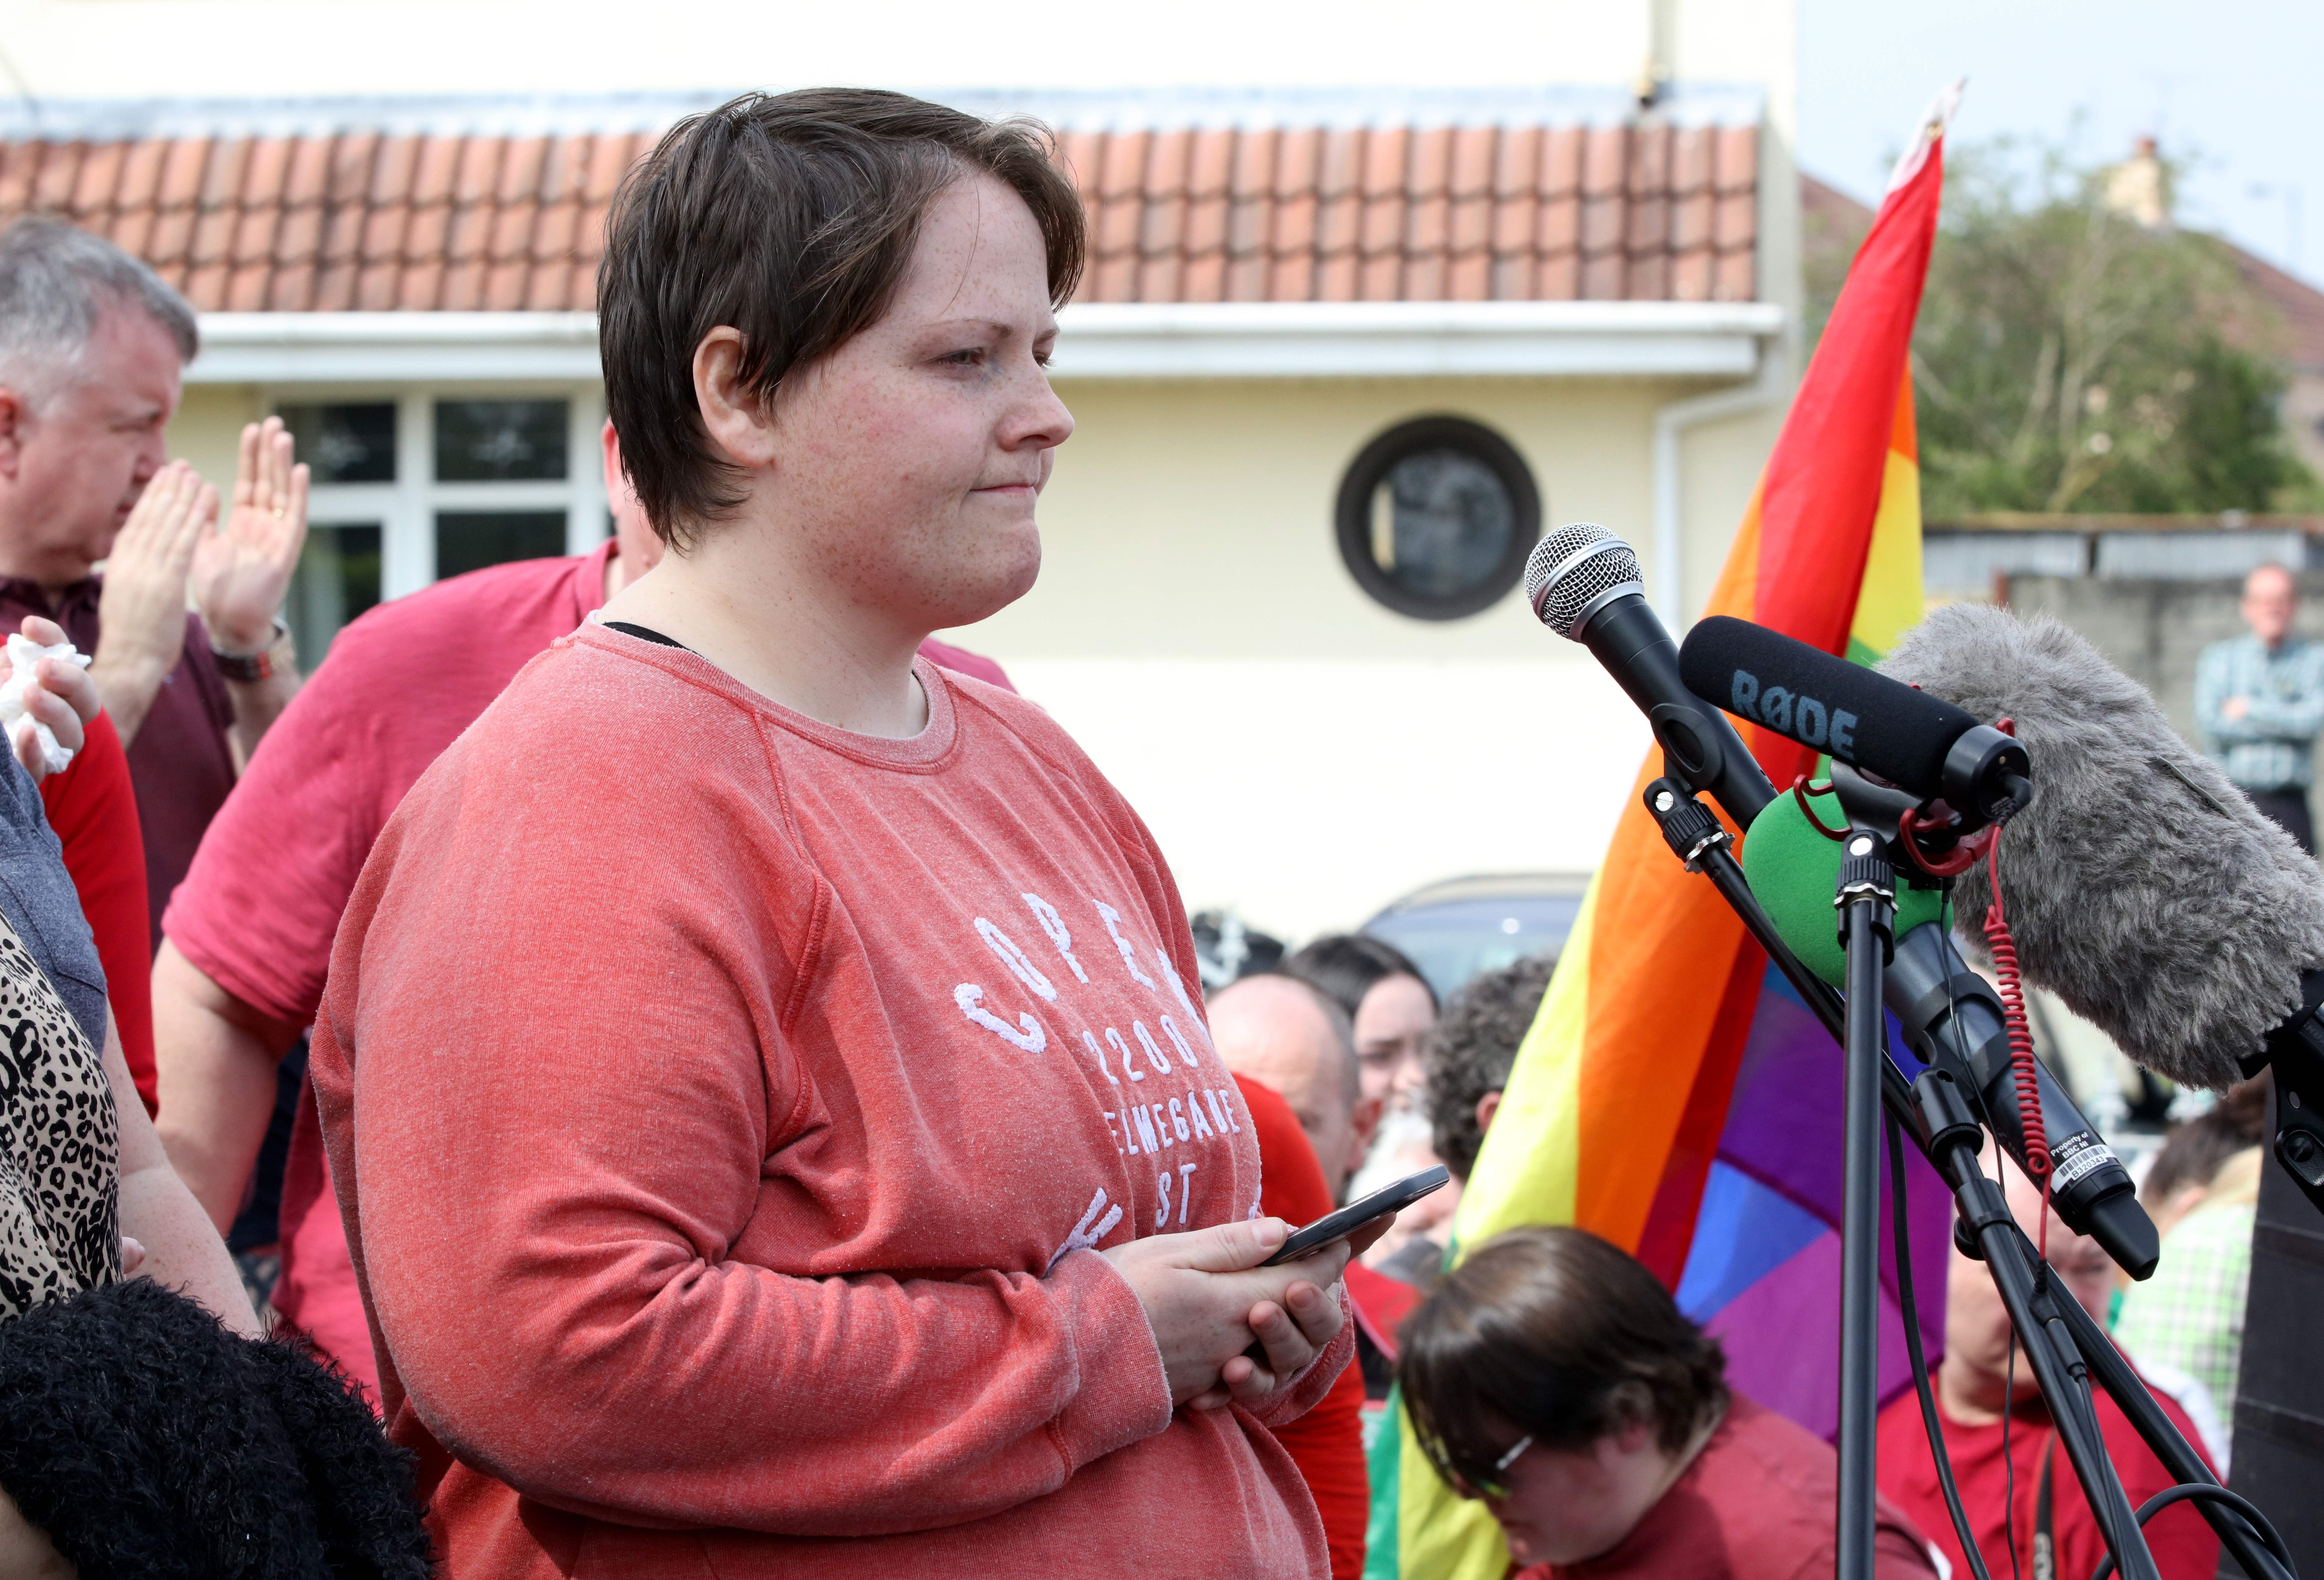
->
xmin=1833 ymin=824 xmax=1896 ymax=1580
xmin=1641 ymin=770 xmax=2291 ymax=1580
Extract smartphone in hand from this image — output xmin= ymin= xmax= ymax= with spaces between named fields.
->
xmin=1261 ymin=1165 xmax=1451 ymax=1267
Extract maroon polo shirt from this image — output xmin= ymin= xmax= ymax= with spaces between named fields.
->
xmin=0 ymin=575 xmax=236 ymax=950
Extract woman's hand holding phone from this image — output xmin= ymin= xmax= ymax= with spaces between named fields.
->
xmin=1101 ymin=1211 xmax=1398 ymax=1410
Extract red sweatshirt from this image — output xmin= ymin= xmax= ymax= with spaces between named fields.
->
xmin=310 ymin=626 xmax=1347 ymax=1577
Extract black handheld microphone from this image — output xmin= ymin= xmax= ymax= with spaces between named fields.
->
xmin=1679 ymin=614 xmax=2031 ymax=827
xmin=1524 ymin=526 xmax=1775 ymax=828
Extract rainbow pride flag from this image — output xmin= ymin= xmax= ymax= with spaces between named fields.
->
xmin=1365 ymin=98 xmax=1957 ymax=1580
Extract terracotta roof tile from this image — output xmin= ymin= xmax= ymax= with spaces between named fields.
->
xmin=68 ymin=141 xmax=124 ymax=218
xmin=1445 ymin=127 xmax=1494 ymax=300
xmin=1535 ymin=128 xmax=1582 ymax=277
xmin=1399 ymin=128 xmax=1449 ymax=298
xmin=1263 ymin=128 xmax=1317 ymax=302
xmin=35 ymin=144 xmax=87 ymax=216
xmin=583 ymin=131 xmax=637 ymax=205
xmin=187 ymin=139 xmax=250 ymax=304
xmin=310 ymin=136 xmax=371 ymax=311
xmin=1358 ymin=128 xmax=1409 ymax=300
xmin=223 ymin=140 xmax=292 ymax=310
xmin=1313 ymin=129 xmax=1365 ymax=302
xmin=157 ymin=137 xmax=210 ymax=211
xmin=1712 ymin=125 xmax=1759 ymax=300
xmin=145 ymin=141 xmax=212 ymax=287
xmin=268 ymin=137 xmax=331 ymax=309
xmin=1 ymin=107 xmax=1761 ymax=312
xmin=529 ymin=138 xmax=591 ymax=308
xmin=0 ymin=146 xmax=37 ymax=215
xmin=1136 ymin=130 xmax=1190 ymax=304
xmin=1178 ymin=127 xmax=1234 ymax=303
xmin=1089 ymin=130 xmax=1148 ymax=302
xmin=1669 ymin=126 xmax=1717 ymax=298
xmin=1670 ymin=247 xmax=1714 ymax=302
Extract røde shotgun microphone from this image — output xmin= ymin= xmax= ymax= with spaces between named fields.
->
xmin=1524 ymin=525 xmax=1775 ymax=828
xmin=1875 ymin=602 xmax=2324 ymax=1215
xmin=1678 ymin=615 xmax=2032 ymax=830
xmin=1881 ymin=602 xmax=2324 ymax=1092
xmin=1524 ymin=527 xmax=2136 ymax=1257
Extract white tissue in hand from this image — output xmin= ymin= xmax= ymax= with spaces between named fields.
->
xmin=0 ymin=634 xmax=90 ymax=775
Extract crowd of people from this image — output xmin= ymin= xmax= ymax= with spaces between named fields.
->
xmin=0 ymin=85 xmax=2274 ymax=1580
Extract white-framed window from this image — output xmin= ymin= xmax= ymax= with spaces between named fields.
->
xmin=269 ymin=384 xmax=608 ymax=663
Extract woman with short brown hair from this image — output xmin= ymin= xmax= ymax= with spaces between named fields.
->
xmin=311 ymin=89 xmax=1374 ymax=1578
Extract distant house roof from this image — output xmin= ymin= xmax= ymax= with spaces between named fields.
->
xmin=0 ymin=89 xmax=1762 ymax=313
xmin=1799 ymin=168 xmax=2324 ymax=372
xmin=2230 ymin=247 xmax=2324 ymax=373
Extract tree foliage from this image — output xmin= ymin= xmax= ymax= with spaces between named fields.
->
xmin=1808 ymin=140 xmax=2316 ymax=516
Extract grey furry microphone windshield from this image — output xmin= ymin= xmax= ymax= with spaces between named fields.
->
xmin=1878 ymin=602 xmax=2324 ymax=1093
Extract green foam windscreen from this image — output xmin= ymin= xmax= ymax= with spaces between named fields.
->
xmin=1739 ymin=793 xmax=1948 ymax=987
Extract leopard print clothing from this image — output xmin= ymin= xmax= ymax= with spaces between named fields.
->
xmin=0 ymin=910 xmax=117 ymax=1324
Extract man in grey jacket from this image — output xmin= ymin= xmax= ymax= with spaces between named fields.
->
xmin=2196 ymin=563 xmax=2324 ymax=852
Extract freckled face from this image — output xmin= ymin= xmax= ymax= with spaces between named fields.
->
xmin=763 ymin=171 xmax=1073 ymax=635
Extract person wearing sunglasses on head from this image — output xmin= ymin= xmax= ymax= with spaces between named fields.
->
xmin=1398 ymin=1226 xmax=1939 ymax=1579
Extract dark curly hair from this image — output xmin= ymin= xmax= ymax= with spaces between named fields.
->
xmin=1424 ymin=953 xmax=1555 ymax=1182
xmin=1400 ymin=1226 xmax=1728 ymax=1497
xmin=0 ymin=1276 xmax=433 ymax=1578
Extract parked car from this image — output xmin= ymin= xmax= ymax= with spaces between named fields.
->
xmin=1361 ymin=872 xmax=1589 ymax=1002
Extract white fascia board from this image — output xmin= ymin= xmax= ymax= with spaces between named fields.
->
xmin=188 ymin=301 xmax=1785 ymax=385
xmin=187 ymin=312 xmax=602 ymax=384
xmin=1048 ymin=302 xmax=1786 ymax=379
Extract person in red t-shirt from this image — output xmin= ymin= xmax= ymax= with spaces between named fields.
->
xmin=1400 ymin=1225 xmax=1937 ymax=1580
xmin=40 ymin=705 xmax=153 ymax=1112
xmin=153 ymin=417 xmax=1014 ymax=1395
xmin=1877 ymin=1151 xmax=2219 ymax=1580
xmin=1235 ymin=1064 xmax=1373 ymax=1578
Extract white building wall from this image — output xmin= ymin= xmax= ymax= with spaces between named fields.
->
xmin=4 ymin=0 xmax=1780 ymax=102
xmin=933 ymin=375 xmax=1743 ymax=938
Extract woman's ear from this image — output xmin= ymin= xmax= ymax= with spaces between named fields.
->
xmin=692 ymin=327 xmax=780 ymax=470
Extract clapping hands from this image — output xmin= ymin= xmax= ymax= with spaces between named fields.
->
xmin=95 ymin=460 xmax=215 ymax=694
xmin=92 ymin=419 xmax=309 ymax=745
xmin=192 ymin=417 xmax=310 ymax=655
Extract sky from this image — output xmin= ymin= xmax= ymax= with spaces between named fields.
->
xmin=1798 ymin=0 xmax=2324 ymax=284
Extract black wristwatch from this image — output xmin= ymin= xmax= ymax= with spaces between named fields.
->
xmin=212 ymin=618 xmax=289 ymax=684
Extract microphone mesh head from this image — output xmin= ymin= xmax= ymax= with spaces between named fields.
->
xmin=1524 ymin=522 xmax=1645 ymax=639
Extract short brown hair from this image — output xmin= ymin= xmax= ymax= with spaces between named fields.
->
xmin=598 ymin=89 xmax=1086 ymax=548
xmin=1400 ymin=1227 xmax=1728 ymax=1492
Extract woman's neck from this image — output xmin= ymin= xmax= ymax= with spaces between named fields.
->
xmin=599 ymin=528 xmax=929 ymax=740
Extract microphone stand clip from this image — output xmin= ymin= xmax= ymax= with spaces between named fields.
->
xmin=2251 ymin=971 xmax=2324 ymax=1216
